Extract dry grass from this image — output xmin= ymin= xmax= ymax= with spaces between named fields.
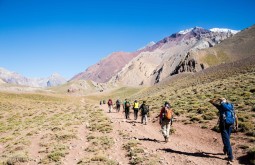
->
xmin=0 ymin=92 xmax=115 ymax=164
xmin=122 ymin=63 xmax=255 ymax=160
xmin=122 ymin=139 xmax=160 ymax=165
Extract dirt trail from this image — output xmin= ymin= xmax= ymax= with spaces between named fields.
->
xmin=100 ymin=104 xmax=239 ymax=165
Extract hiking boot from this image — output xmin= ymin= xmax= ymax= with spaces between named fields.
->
xmin=225 ymin=157 xmax=234 ymax=164
xmin=227 ymin=160 xmax=233 ymax=165
xmin=223 ymin=148 xmax=227 ymax=155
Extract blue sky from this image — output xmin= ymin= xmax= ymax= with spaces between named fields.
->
xmin=0 ymin=0 xmax=255 ymax=79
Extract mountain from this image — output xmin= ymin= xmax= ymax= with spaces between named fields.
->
xmin=71 ymin=52 xmax=140 ymax=83
xmin=46 ymin=73 xmax=67 ymax=87
xmin=190 ymin=25 xmax=255 ymax=67
xmin=0 ymin=67 xmax=67 ymax=87
xmin=71 ymin=27 xmax=238 ymax=84
xmin=109 ymin=27 xmax=240 ymax=86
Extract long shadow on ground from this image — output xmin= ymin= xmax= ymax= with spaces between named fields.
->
xmin=159 ymin=148 xmax=225 ymax=160
xmin=138 ymin=137 xmax=161 ymax=143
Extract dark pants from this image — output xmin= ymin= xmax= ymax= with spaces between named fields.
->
xmin=116 ymin=104 xmax=120 ymax=112
xmin=134 ymin=108 xmax=138 ymax=120
xmin=125 ymin=108 xmax=130 ymax=119
xmin=220 ymin=124 xmax=233 ymax=160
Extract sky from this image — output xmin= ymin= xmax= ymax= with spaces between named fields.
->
xmin=0 ymin=0 xmax=255 ymax=79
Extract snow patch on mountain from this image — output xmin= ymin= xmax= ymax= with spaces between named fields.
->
xmin=210 ymin=28 xmax=240 ymax=34
xmin=178 ymin=28 xmax=193 ymax=34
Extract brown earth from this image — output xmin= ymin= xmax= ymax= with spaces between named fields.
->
xmin=98 ymin=104 xmax=242 ymax=165
xmin=16 ymin=98 xmax=245 ymax=165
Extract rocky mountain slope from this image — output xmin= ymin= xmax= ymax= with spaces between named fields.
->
xmin=190 ymin=25 xmax=255 ymax=67
xmin=109 ymin=27 xmax=240 ymax=86
xmin=0 ymin=67 xmax=67 ymax=87
xmin=72 ymin=27 xmax=239 ymax=86
xmin=71 ymin=52 xmax=140 ymax=83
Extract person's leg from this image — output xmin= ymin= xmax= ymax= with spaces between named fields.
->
xmin=144 ymin=114 xmax=148 ymax=124
xmin=161 ymin=121 xmax=167 ymax=141
xmin=127 ymin=109 xmax=130 ymax=119
xmin=165 ymin=122 xmax=171 ymax=142
xmin=221 ymin=125 xmax=233 ymax=161
xmin=125 ymin=109 xmax=128 ymax=119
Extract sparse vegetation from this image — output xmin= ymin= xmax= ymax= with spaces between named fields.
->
xmin=123 ymin=139 xmax=160 ymax=165
xmin=0 ymin=92 xmax=113 ymax=164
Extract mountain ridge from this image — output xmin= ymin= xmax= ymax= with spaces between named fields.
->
xmin=109 ymin=26 xmax=240 ymax=86
xmin=72 ymin=27 xmax=239 ymax=85
xmin=0 ymin=67 xmax=67 ymax=87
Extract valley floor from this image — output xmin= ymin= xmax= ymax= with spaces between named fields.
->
xmin=0 ymin=95 xmax=249 ymax=165
xmin=98 ymin=104 xmax=240 ymax=165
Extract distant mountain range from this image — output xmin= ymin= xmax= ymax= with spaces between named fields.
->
xmin=2 ymin=25 xmax=254 ymax=91
xmin=0 ymin=67 xmax=67 ymax=87
xmin=72 ymin=27 xmax=243 ymax=86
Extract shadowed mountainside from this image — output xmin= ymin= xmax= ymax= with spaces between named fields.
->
xmin=109 ymin=27 xmax=239 ymax=86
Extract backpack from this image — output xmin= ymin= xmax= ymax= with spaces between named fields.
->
xmin=142 ymin=104 xmax=149 ymax=114
xmin=221 ymin=103 xmax=235 ymax=125
xmin=163 ymin=107 xmax=173 ymax=120
xmin=125 ymin=101 xmax=130 ymax=108
xmin=108 ymin=100 xmax=112 ymax=105
xmin=116 ymin=100 xmax=120 ymax=105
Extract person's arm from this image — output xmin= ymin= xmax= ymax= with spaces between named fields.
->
xmin=209 ymin=98 xmax=221 ymax=109
xmin=235 ymin=114 xmax=238 ymax=131
xmin=159 ymin=108 xmax=163 ymax=124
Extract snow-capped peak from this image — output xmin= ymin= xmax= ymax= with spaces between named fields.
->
xmin=178 ymin=28 xmax=193 ymax=34
xmin=210 ymin=28 xmax=240 ymax=34
xmin=178 ymin=27 xmax=204 ymax=34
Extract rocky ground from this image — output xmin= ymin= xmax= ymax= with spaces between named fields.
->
xmin=97 ymin=104 xmax=240 ymax=165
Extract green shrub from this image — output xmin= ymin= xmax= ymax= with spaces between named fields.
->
xmin=202 ymin=112 xmax=216 ymax=120
xmin=190 ymin=116 xmax=202 ymax=122
xmin=239 ymin=122 xmax=254 ymax=132
xmin=212 ymin=125 xmax=220 ymax=133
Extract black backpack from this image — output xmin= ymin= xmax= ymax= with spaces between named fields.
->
xmin=125 ymin=101 xmax=130 ymax=108
xmin=142 ymin=104 xmax=149 ymax=114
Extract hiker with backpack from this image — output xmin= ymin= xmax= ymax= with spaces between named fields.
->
xmin=107 ymin=99 xmax=113 ymax=113
xmin=139 ymin=101 xmax=149 ymax=125
xmin=133 ymin=100 xmax=139 ymax=120
xmin=116 ymin=99 xmax=121 ymax=113
xmin=159 ymin=102 xmax=174 ymax=142
xmin=123 ymin=99 xmax=131 ymax=119
xmin=209 ymin=98 xmax=238 ymax=164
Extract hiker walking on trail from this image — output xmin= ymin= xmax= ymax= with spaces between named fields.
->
xmin=116 ymin=99 xmax=121 ymax=112
xmin=107 ymin=99 xmax=113 ymax=113
xmin=139 ymin=101 xmax=149 ymax=125
xmin=159 ymin=102 xmax=173 ymax=142
xmin=133 ymin=100 xmax=139 ymax=120
xmin=123 ymin=99 xmax=131 ymax=119
xmin=209 ymin=98 xmax=238 ymax=164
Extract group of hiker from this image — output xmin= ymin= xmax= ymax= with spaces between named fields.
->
xmin=102 ymin=99 xmax=150 ymax=125
xmin=100 ymin=97 xmax=238 ymax=164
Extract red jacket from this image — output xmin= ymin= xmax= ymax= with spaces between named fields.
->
xmin=108 ymin=99 xmax=113 ymax=106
